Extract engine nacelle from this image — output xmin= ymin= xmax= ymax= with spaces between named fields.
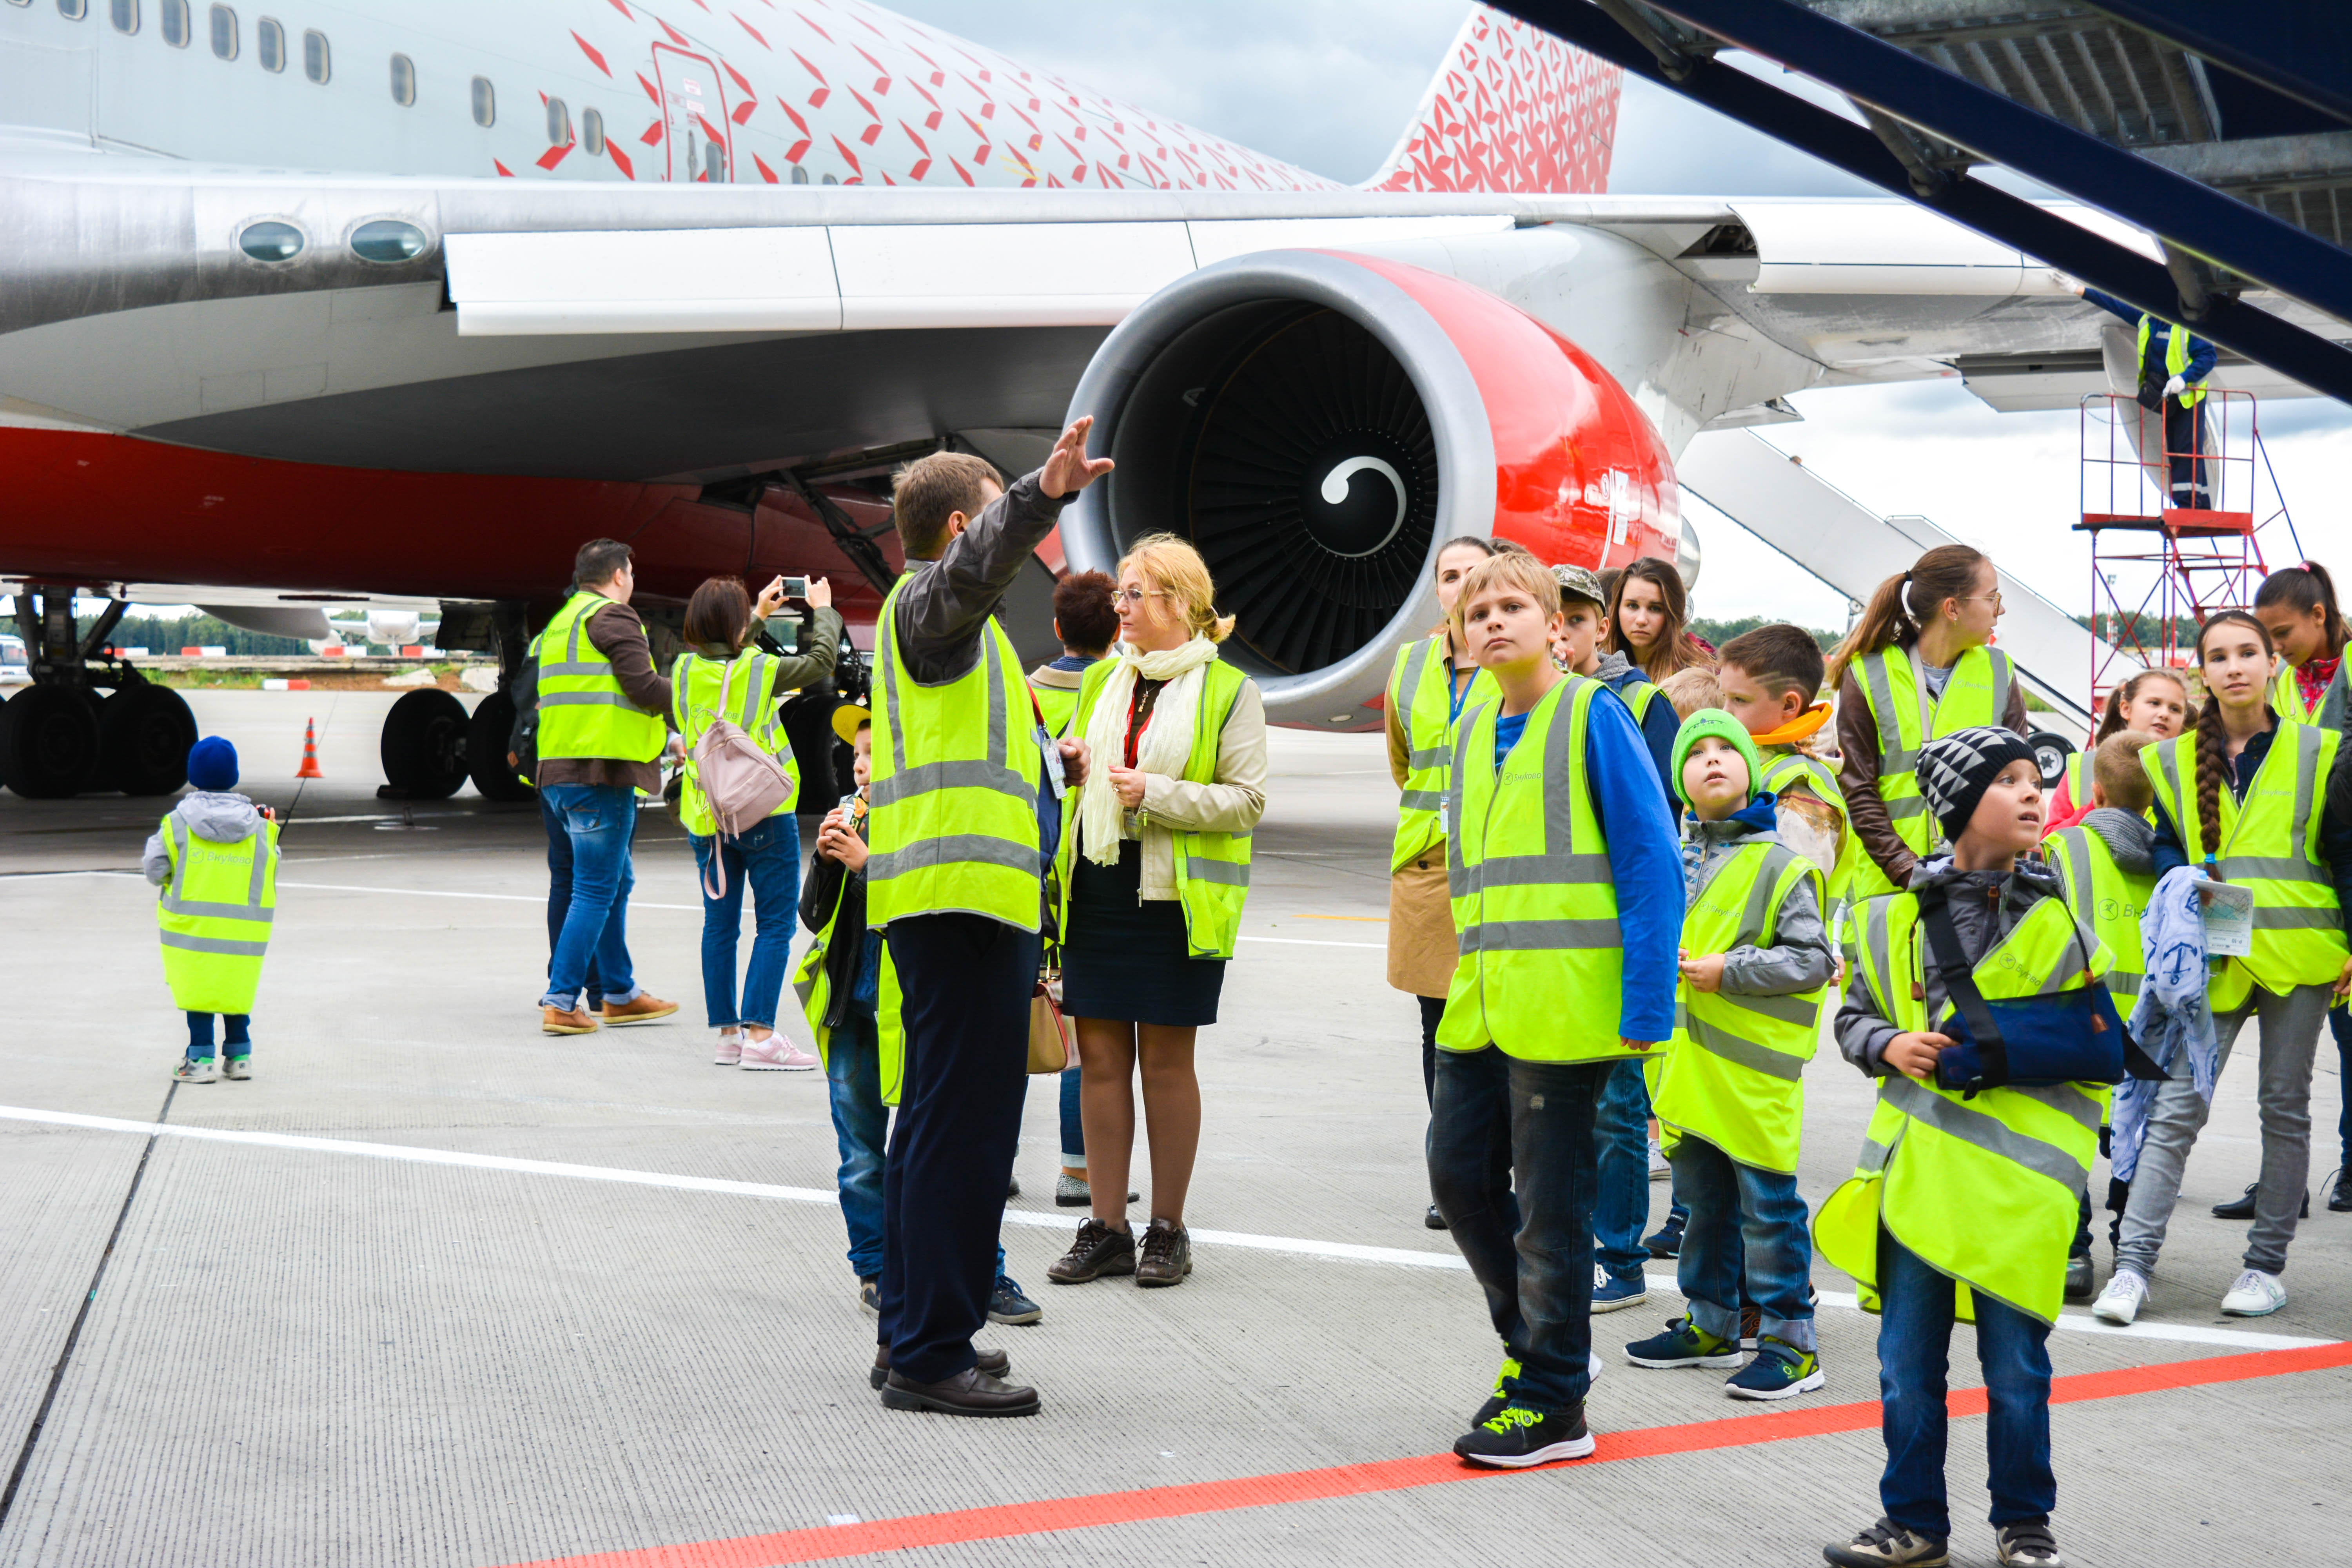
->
xmin=1060 ymin=249 xmax=1680 ymax=731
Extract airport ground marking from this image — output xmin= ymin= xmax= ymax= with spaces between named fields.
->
xmin=0 ymin=1103 xmax=2325 ymax=1354
xmin=483 ymin=1340 xmax=2352 ymax=1568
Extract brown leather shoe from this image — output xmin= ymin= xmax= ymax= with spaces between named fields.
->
xmin=879 ymin=1366 xmax=1039 ymax=1416
xmin=1046 ymin=1218 xmax=1135 ymax=1283
xmin=1136 ymin=1217 xmax=1192 ymax=1287
xmin=541 ymin=1004 xmax=599 ymax=1035
xmin=871 ymin=1345 xmax=1009 ymax=1391
xmin=601 ymin=993 xmax=680 ymax=1027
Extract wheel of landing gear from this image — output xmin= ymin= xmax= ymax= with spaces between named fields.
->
xmin=0 ymin=684 xmax=104 ymax=798
xmin=2028 ymin=730 xmax=2075 ymax=792
xmin=464 ymin=689 xmax=534 ymax=802
xmin=99 ymin=683 xmax=199 ymax=796
xmin=380 ymin=688 xmax=470 ymax=799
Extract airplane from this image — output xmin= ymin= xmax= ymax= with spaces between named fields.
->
xmin=0 ymin=0 xmax=2305 ymax=806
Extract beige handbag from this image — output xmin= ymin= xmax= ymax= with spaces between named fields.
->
xmin=1028 ymin=956 xmax=1069 ymax=1074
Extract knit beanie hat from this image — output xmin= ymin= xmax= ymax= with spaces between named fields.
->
xmin=1670 ymin=708 xmax=1765 ymax=806
xmin=1917 ymin=725 xmax=2039 ymax=843
xmin=186 ymin=736 xmax=238 ymax=793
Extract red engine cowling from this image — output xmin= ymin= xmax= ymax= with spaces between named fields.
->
xmin=1059 ymin=249 xmax=1679 ymax=731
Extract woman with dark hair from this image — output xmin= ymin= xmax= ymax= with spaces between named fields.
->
xmin=1829 ymin=544 xmax=2030 ymax=897
xmin=672 ymin=572 xmax=842 ymax=1069
xmin=2255 ymin=561 xmax=2348 ymax=729
xmin=2096 ymin=611 xmax=2352 ymax=1324
xmin=1602 ymin=556 xmax=1711 ymax=683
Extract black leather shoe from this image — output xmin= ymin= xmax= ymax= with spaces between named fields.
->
xmin=871 ymin=1345 xmax=1009 ymax=1392
xmin=1046 ymin=1217 xmax=1135 ymax=1283
xmin=1425 ymin=1203 xmax=1450 ymax=1230
xmin=2064 ymin=1253 xmax=2094 ymax=1302
xmin=2331 ymin=1171 xmax=2352 ymax=1213
xmin=880 ymin=1366 xmax=1040 ymax=1416
xmin=2213 ymin=1181 xmax=2307 ymax=1220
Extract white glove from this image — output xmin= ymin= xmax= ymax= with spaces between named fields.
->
xmin=2163 ymin=374 xmax=2186 ymax=400
xmin=2048 ymin=269 xmax=2082 ymax=296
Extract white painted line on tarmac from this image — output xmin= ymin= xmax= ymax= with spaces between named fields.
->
xmin=0 ymin=1102 xmax=2328 ymax=1354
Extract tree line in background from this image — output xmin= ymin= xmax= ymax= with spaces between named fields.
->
xmin=1688 ymin=616 xmax=1842 ymax=653
xmin=72 ymin=612 xmax=311 ymax=658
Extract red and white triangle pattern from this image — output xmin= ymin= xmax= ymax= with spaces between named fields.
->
xmin=1368 ymin=8 xmax=1622 ymax=194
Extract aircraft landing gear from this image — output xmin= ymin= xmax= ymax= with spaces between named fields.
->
xmin=378 ymin=688 xmax=470 ymax=799
xmin=1 ymin=586 xmax=194 ymax=799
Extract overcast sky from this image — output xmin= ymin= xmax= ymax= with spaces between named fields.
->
xmin=887 ymin=0 xmax=2350 ymax=629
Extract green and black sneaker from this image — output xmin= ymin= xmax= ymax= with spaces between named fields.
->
xmin=1451 ymin=1401 xmax=1595 ymax=1468
xmin=1624 ymin=1314 xmax=1742 ymax=1369
xmin=1727 ymin=1336 xmax=1826 ymax=1401
xmin=1471 ymin=1354 xmax=1522 ymax=1425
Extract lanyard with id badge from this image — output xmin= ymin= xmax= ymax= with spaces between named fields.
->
xmin=2198 ymin=865 xmax=2255 ymax=958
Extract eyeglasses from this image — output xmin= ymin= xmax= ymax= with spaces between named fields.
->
xmin=1113 ymin=587 xmax=1167 ymax=607
xmin=1956 ymin=591 xmax=2004 ymax=608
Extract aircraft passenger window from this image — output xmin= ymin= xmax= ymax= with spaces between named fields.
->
xmin=791 ymin=165 xmax=808 ymax=185
xmin=821 ymin=172 xmax=837 ymax=185
xmin=255 ymin=16 xmax=281 ymax=71
xmin=390 ymin=52 xmax=414 ymax=107
xmin=109 ymin=0 xmax=134 ymax=34
xmin=160 ymin=0 xmax=186 ymax=45
xmin=470 ymin=76 xmax=494 ymax=128
xmin=208 ymin=4 xmax=234 ymax=58
xmin=581 ymin=107 xmax=604 ymax=158
xmin=237 ymin=220 xmax=304 ymax=263
xmin=546 ymin=97 xmax=570 ymax=148
xmin=704 ymin=142 xmax=725 ymax=183
xmin=56 ymin=0 xmax=87 ymax=20
xmin=350 ymin=219 xmax=428 ymax=264
xmin=301 ymin=27 xmax=325 ymax=83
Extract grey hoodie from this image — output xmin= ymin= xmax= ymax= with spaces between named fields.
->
xmin=1684 ymin=809 xmax=1837 ymax=998
xmin=1834 ymin=856 xmax=2092 ymax=1077
xmin=143 ymin=791 xmax=267 ymax=886
xmin=2076 ymin=806 xmax=2156 ymax=876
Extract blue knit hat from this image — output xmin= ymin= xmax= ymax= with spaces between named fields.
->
xmin=186 ymin=736 xmax=238 ymax=793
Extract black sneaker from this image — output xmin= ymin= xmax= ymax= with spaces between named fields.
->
xmin=1824 ymin=1516 xmax=1949 ymax=1566
xmin=858 ymin=1275 xmax=880 ymax=1316
xmin=1046 ymin=1218 xmax=1135 ymax=1283
xmin=1642 ymin=1214 xmax=1684 ymax=1259
xmin=988 ymin=1274 xmax=1043 ymax=1325
xmin=2327 ymin=1167 xmax=2350 ymax=1213
xmin=1425 ymin=1203 xmax=1449 ymax=1230
xmin=1451 ymin=1401 xmax=1594 ymax=1468
xmin=2212 ymin=1181 xmax=2307 ymax=1220
xmin=2064 ymin=1252 xmax=2094 ymax=1302
xmin=1135 ymin=1217 xmax=1192 ymax=1287
xmin=1994 ymin=1520 xmax=2065 ymax=1567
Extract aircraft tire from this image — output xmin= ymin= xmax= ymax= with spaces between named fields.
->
xmin=99 ymin=682 xmax=199 ymax=797
xmin=2028 ymin=729 xmax=2075 ymax=791
xmin=465 ymin=690 xmax=534 ymax=802
xmin=380 ymin=688 xmax=469 ymax=800
xmin=0 ymin=684 xmax=105 ymax=799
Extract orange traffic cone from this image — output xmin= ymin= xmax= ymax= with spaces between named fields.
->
xmin=295 ymin=718 xmax=325 ymax=780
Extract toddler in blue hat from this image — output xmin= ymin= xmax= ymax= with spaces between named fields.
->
xmin=141 ymin=738 xmax=280 ymax=1083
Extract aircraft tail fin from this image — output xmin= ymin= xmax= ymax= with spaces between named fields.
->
xmin=1363 ymin=6 xmax=1622 ymax=194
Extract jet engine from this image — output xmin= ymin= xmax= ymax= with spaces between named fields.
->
xmin=1060 ymin=249 xmax=1681 ymax=731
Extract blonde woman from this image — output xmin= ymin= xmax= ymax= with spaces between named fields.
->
xmin=1047 ymin=534 xmax=1268 ymax=1290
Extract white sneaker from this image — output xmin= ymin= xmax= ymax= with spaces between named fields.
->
xmin=713 ymin=1029 xmax=742 ymax=1066
xmin=2220 ymin=1267 xmax=2287 ymax=1318
xmin=2091 ymin=1268 xmax=2147 ymax=1325
xmin=1647 ymin=1140 xmax=1670 ymax=1181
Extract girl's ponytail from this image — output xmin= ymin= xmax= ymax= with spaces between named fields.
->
xmin=1827 ymin=570 xmax=1916 ymax=691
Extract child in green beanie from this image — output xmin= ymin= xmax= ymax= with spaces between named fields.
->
xmin=1626 ymin=710 xmax=1837 ymax=1400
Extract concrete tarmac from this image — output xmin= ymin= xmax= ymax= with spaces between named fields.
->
xmin=2 ymin=691 xmax=2347 ymax=1567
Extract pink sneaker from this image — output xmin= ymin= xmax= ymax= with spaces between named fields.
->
xmin=714 ymin=1031 xmax=742 ymax=1066
xmin=740 ymin=1033 xmax=818 ymax=1071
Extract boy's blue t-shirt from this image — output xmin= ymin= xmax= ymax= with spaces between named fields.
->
xmin=1493 ymin=709 xmax=1529 ymax=766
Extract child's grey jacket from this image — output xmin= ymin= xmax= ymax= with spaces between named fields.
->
xmin=142 ymin=792 xmax=266 ymax=886
xmin=1683 ymin=804 xmax=1835 ymax=998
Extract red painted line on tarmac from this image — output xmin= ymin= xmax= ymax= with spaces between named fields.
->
xmin=490 ymin=1341 xmax=2352 ymax=1568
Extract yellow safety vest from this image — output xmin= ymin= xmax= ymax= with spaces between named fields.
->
xmin=1055 ymin=657 xmax=1255 ymax=960
xmin=2270 ymin=660 xmax=2348 ymax=730
xmin=1387 ymin=634 xmax=1498 ymax=873
xmin=1438 ymin=676 xmax=1632 ymax=1062
xmin=792 ymin=867 xmax=908 ymax=1103
xmin=2143 ymin=723 xmax=2348 ymax=1012
xmin=1850 ymin=643 xmax=2014 ymax=897
xmin=668 ymin=649 xmax=800 ymax=837
xmin=534 ymin=591 xmax=668 ymax=766
xmin=2135 ymin=313 xmax=2208 ymax=407
xmin=2043 ymin=824 xmax=2152 ymax=1009
xmin=1760 ymin=746 xmax=1859 ymax=906
xmin=155 ymin=812 xmax=281 ymax=1014
xmin=1652 ymin=838 xmax=1826 ymax=1173
xmin=866 ymin=572 xmax=1044 ymax=930
xmin=1815 ymin=891 xmax=2108 ymax=1325
xmin=2062 ymin=750 xmax=2088 ymax=813
xmin=1032 ymin=680 xmax=1082 ymax=740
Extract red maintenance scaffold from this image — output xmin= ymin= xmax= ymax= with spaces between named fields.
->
xmin=2075 ymin=390 xmax=2302 ymax=702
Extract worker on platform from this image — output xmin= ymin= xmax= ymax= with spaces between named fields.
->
xmin=145 ymin=737 xmax=278 ymax=1084
xmin=2076 ymin=283 xmax=2216 ymax=508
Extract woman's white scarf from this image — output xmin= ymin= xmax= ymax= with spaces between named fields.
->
xmin=1077 ymin=635 xmax=1220 ymax=865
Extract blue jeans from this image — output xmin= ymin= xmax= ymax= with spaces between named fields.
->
xmin=539 ymin=784 xmax=641 ymax=1012
xmin=185 ymin=1013 xmax=250 ymax=1060
xmin=1428 ymin=1045 xmax=1609 ymax=1414
xmin=1592 ymin=1058 xmax=1653 ymax=1282
xmin=2333 ymin=1004 xmax=2350 ymax=1169
xmin=541 ymin=793 xmax=604 ymax=1009
xmin=1059 ymin=1065 xmax=1085 ymax=1165
xmin=826 ymin=1007 xmax=889 ymax=1280
xmin=690 ymin=816 xmax=802 ymax=1029
xmin=1877 ymin=1229 xmax=2055 ymax=1538
xmin=1671 ymin=1134 xmax=1814 ymax=1352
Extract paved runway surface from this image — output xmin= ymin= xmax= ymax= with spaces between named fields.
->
xmin=4 ymin=691 xmax=2347 ymax=1566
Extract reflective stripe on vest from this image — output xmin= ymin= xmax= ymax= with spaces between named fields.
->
xmin=669 ymin=649 xmax=800 ymax=837
xmin=2136 ymin=314 xmax=2208 ymax=407
xmin=1388 ymin=635 xmax=1496 ymax=873
xmin=1813 ymin=889 xmax=2106 ymax=1324
xmin=866 ymin=573 xmax=1043 ymax=929
xmin=2045 ymin=825 xmax=2152 ymax=1002
xmin=1760 ymin=746 xmax=1859 ymax=906
xmin=156 ymin=813 xmax=281 ymax=1014
xmin=1437 ymin=676 xmax=1629 ymax=1062
xmin=2143 ymin=724 xmax=2348 ymax=1009
xmin=534 ymin=591 xmax=668 ymax=765
xmin=1054 ymin=657 xmax=1254 ymax=960
xmin=2271 ymin=661 xmax=2349 ymax=730
xmin=1850 ymin=643 xmax=2013 ymax=898
xmin=1653 ymin=839 xmax=1826 ymax=1173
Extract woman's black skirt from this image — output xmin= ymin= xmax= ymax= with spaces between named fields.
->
xmin=1061 ymin=839 xmax=1226 ymax=1027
